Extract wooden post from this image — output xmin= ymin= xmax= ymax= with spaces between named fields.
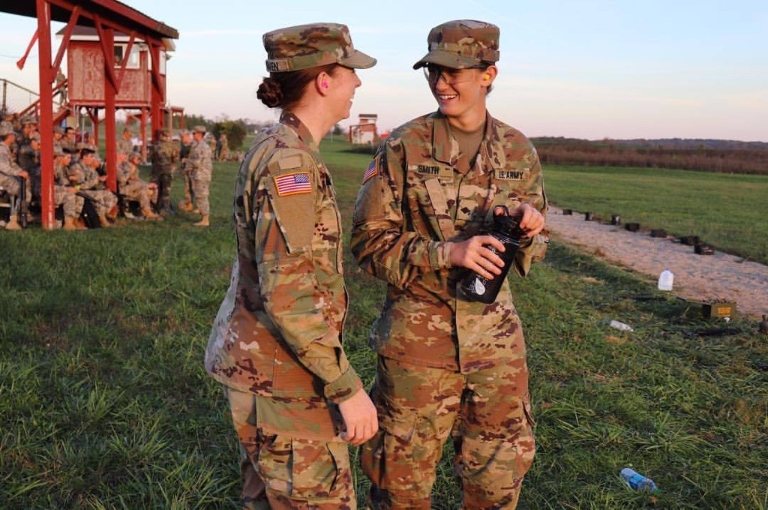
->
xmin=36 ymin=0 xmax=56 ymax=230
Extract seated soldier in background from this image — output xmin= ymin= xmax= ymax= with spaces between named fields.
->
xmin=60 ymin=126 xmax=77 ymax=156
xmin=117 ymin=151 xmax=161 ymax=220
xmin=0 ymin=121 xmax=31 ymax=230
xmin=66 ymin=146 xmax=117 ymax=228
xmin=18 ymin=132 xmax=41 ymax=203
xmin=53 ymin=146 xmax=86 ymax=230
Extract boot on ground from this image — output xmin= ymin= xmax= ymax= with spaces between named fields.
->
xmin=5 ymin=215 xmax=22 ymax=230
xmin=193 ymin=214 xmax=209 ymax=227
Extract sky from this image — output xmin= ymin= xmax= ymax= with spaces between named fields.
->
xmin=1 ymin=0 xmax=767 ymax=142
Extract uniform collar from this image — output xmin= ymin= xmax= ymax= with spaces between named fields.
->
xmin=429 ymin=110 xmax=505 ymax=170
xmin=280 ymin=111 xmax=318 ymax=151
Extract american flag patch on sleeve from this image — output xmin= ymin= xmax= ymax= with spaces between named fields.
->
xmin=274 ymin=172 xmax=311 ymax=196
xmin=362 ymin=160 xmax=378 ymax=184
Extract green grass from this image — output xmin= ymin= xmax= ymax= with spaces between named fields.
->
xmin=544 ymin=165 xmax=768 ymax=265
xmin=1 ymin=141 xmax=766 ymax=509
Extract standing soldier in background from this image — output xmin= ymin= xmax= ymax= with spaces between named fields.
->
xmin=352 ymin=20 xmax=547 ymax=509
xmin=0 ymin=121 xmax=31 ymax=230
xmin=207 ymin=131 xmax=217 ymax=159
xmin=150 ymin=129 xmax=179 ymax=215
xmin=117 ymin=127 xmax=134 ymax=156
xmin=217 ymin=133 xmax=229 ymax=161
xmin=18 ymin=132 xmax=41 ymax=203
xmin=184 ymin=125 xmax=212 ymax=227
xmin=178 ymin=129 xmax=195 ymax=211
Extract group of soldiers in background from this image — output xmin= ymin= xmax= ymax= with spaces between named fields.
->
xmin=0 ymin=114 xmax=213 ymax=230
xmin=150 ymin=125 xmax=213 ymax=227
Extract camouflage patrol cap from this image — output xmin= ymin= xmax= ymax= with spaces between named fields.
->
xmin=53 ymin=125 xmax=64 ymax=134
xmin=192 ymin=125 xmax=206 ymax=134
xmin=0 ymin=121 xmax=15 ymax=137
xmin=129 ymin=151 xmax=142 ymax=161
xmin=21 ymin=115 xmax=38 ymax=126
xmin=413 ymin=20 xmax=500 ymax=70
xmin=263 ymin=22 xmax=376 ymax=72
xmin=53 ymin=145 xmax=65 ymax=157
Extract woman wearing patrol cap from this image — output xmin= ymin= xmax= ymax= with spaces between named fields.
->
xmin=352 ymin=20 xmax=548 ymax=508
xmin=204 ymin=22 xmax=377 ymax=509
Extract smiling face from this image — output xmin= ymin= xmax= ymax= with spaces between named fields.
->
xmin=426 ymin=64 xmax=496 ymax=130
xmin=327 ymin=66 xmax=362 ymax=123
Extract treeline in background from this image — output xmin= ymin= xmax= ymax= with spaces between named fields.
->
xmin=533 ymin=137 xmax=768 ymax=175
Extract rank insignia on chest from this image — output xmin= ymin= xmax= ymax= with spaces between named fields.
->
xmin=274 ymin=172 xmax=311 ymax=196
xmin=496 ymin=169 xmax=528 ymax=180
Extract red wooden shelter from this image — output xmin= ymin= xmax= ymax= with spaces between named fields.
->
xmin=1 ymin=1 xmax=179 ymax=230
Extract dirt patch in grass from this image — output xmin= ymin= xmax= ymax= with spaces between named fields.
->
xmin=546 ymin=206 xmax=768 ymax=320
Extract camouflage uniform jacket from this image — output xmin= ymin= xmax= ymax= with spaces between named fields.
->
xmin=0 ymin=144 xmax=24 ymax=177
xmin=54 ymin=162 xmax=71 ymax=186
xmin=351 ymin=111 xmax=548 ymax=371
xmin=67 ymin=162 xmax=101 ymax=190
xmin=205 ymin=112 xmax=362 ymax=407
xmin=117 ymin=161 xmax=141 ymax=188
xmin=151 ymin=140 xmax=179 ymax=172
xmin=117 ymin=138 xmax=133 ymax=156
xmin=185 ymin=140 xmax=213 ymax=181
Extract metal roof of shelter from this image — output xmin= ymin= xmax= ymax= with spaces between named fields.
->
xmin=1 ymin=0 xmax=178 ymax=41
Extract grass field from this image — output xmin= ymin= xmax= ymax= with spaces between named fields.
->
xmin=1 ymin=140 xmax=766 ymax=509
xmin=543 ymin=165 xmax=768 ymax=265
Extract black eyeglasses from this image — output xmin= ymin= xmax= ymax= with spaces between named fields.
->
xmin=423 ymin=64 xmax=487 ymax=86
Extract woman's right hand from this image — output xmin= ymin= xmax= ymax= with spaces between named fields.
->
xmin=337 ymin=388 xmax=378 ymax=446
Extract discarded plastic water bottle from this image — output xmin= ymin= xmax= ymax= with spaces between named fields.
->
xmin=609 ymin=320 xmax=633 ymax=332
xmin=621 ymin=468 xmax=658 ymax=492
xmin=657 ymin=268 xmax=674 ymax=291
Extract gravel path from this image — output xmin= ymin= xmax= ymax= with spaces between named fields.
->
xmin=545 ymin=206 xmax=768 ymax=320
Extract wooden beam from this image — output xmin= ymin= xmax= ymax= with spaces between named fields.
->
xmin=51 ymin=5 xmax=80 ymax=73
xmin=36 ymin=0 xmax=56 ymax=230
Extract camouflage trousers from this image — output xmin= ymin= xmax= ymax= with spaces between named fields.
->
xmin=120 ymin=180 xmax=152 ymax=210
xmin=54 ymin=187 xmax=83 ymax=218
xmin=226 ymin=387 xmax=357 ymax=510
xmin=151 ymin=170 xmax=173 ymax=210
xmin=361 ymin=356 xmax=536 ymax=509
xmin=79 ymin=188 xmax=117 ymax=216
xmin=183 ymin=171 xmax=196 ymax=206
xmin=0 ymin=174 xmax=32 ymax=204
xmin=192 ymin=176 xmax=210 ymax=216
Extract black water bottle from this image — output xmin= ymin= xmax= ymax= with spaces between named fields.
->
xmin=460 ymin=208 xmax=525 ymax=304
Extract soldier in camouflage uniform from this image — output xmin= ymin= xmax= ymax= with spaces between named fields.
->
xmin=60 ymin=126 xmax=78 ymax=156
xmin=178 ymin=130 xmax=196 ymax=211
xmin=117 ymin=127 xmax=134 ymax=156
xmin=0 ymin=121 xmax=31 ymax=230
xmin=118 ymin=152 xmax=161 ymax=220
xmin=205 ymin=22 xmax=377 ymax=509
xmin=352 ymin=20 xmax=548 ymax=509
xmin=150 ymin=129 xmax=179 ymax=214
xmin=185 ymin=125 xmax=213 ymax=226
xmin=218 ymin=133 xmax=230 ymax=161
xmin=53 ymin=146 xmax=86 ymax=230
xmin=66 ymin=146 xmax=118 ymax=228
